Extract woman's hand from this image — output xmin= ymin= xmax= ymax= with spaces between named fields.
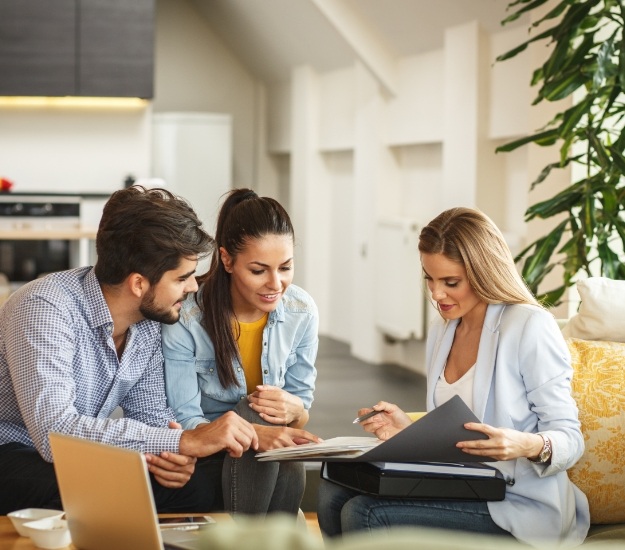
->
xmin=357 ymin=401 xmax=412 ymax=441
xmin=253 ymin=424 xmax=321 ymax=452
xmin=457 ymin=423 xmax=546 ymax=461
xmin=248 ymin=385 xmax=305 ymax=426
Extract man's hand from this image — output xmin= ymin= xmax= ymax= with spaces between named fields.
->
xmin=253 ymin=424 xmax=321 ymax=452
xmin=178 ymin=411 xmax=259 ymax=458
xmin=145 ymin=421 xmax=196 ymax=488
xmin=145 ymin=451 xmax=197 ymax=488
xmin=248 ymin=385 xmax=306 ymax=426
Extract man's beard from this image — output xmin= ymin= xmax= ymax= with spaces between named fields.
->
xmin=139 ymin=288 xmax=182 ymax=325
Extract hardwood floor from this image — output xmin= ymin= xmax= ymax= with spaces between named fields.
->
xmin=304 ymin=512 xmax=322 ymax=539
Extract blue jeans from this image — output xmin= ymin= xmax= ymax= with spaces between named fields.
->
xmin=223 ymin=399 xmax=305 ymax=516
xmin=317 ymin=479 xmax=512 ymax=538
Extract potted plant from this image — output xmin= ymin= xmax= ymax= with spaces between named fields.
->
xmin=496 ymin=0 xmax=625 ymax=305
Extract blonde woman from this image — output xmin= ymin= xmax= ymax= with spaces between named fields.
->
xmin=318 ymin=207 xmax=590 ymax=546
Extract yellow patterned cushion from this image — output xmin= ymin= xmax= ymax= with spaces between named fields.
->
xmin=567 ymin=338 xmax=625 ymax=524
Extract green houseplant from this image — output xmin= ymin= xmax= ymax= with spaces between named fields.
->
xmin=496 ymin=0 xmax=625 ymax=305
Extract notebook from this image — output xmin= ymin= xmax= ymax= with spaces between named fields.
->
xmin=48 ymin=432 xmax=208 ymax=550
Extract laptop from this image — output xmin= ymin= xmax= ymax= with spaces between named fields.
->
xmin=49 ymin=432 xmax=208 ymax=550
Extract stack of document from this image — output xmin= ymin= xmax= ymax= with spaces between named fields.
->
xmin=371 ymin=461 xmax=499 ymax=477
xmin=256 ymin=436 xmax=382 ymax=461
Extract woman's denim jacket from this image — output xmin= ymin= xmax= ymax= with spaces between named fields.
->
xmin=162 ymin=284 xmax=319 ymax=429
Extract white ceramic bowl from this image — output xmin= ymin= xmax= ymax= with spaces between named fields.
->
xmin=7 ymin=508 xmax=65 ymax=537
xmin=22 ymin=517 xmax=72 ymax=549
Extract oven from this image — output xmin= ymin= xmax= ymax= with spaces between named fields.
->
xmin=0 ymin=195 xmax=81 ymax=284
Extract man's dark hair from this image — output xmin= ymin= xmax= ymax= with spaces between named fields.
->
xmin=94 ymin=186 xmax=213 ymax=285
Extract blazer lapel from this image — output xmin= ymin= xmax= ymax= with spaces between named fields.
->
xmin=426 ymin=318 xmax=460 ymax=410
xmin=472 ymin=303 xmax=505 ymax=421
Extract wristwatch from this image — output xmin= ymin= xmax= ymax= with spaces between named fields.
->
xmin=529 ymin=433 xmax=552 ymax=464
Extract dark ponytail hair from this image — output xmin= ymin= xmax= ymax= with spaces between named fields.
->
xmin=197 ymin=188 xmax=294 ymax=388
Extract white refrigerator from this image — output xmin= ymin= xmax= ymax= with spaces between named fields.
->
xmin=151 ymin=112 xmax=232 ymax=272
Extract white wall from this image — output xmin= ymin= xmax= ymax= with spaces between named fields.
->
xmin=262 ymin=21 xmax=568 ymax=372
xmin=154 ymin=0 xmax=260 ymax=191
xmin=0 ymin=106 xmax=150 ymax=194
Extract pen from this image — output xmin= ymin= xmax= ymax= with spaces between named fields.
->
xmin=353 ymin=409 xmax=383 ymax=424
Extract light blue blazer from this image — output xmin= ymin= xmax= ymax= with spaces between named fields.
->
xmin=426 ymin=303 xmax=590 ymax=546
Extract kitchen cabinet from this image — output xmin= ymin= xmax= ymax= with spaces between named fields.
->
xmin=0 ymin=0 xmax=154 ymax=98
xmin=79 ymin=0 xmax=154 ymax=98
xmin=0 ymin=0 xmax=76 ymax=96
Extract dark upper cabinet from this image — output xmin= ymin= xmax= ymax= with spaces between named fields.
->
xmin=79 ymin=0 xmax=154 ymax=98
xmin=0 ymin=0 xmax=154 ymax=98
xmin=0 ymin=0 xmax=77 ymax=96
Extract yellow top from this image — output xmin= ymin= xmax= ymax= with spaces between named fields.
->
xmin=236 ymin=313 xmax=268 ymax=394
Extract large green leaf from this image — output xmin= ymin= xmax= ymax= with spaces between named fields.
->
xmin=521 ymin=219 xmax=568 ymax=285
xmin=496 ymin=26 xmax=557 ymax=62
xmin=537 ymin=285 xmax=567 ymax=307
xmin=540 ymin=69 xmax=588 ymax=102
xmin=525 ymin=184 xmax=584 ymax=219
xmin=530 ymin=1 xmax=571 ymax=29
xmin=587 ymin=128 xmax=612 ymax=168
xmin=598 ymin=241 xmax=624 ymax=278
xmin=581 ymin=193 xmax=597 ymax=239
xmin=496 ymin=129 xmax=560 ymax=153
xmin=530 ymin=157 xmax=576 ymax=190
xmin=559 ymin=96 xmax=592 ymax=136
xmin=502 ymin=0 xmax=552 ymax=25
xmin=594 ymin=35 xmax=618 ymax=91
xmin=601 ymin=186 xmax=619 ymax=214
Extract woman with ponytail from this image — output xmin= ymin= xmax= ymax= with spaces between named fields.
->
xmin=162 ymin=188 xmax=320 ymax=516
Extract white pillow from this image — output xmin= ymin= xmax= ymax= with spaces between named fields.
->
xmin=562 ymin=277 xmax=625 ymax=342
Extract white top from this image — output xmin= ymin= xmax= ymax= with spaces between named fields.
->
xmin=434 ymin=364 xmax=475 ymax=411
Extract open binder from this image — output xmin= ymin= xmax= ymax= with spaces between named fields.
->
xmin=256 ymin=395 xmax=496 ymax=464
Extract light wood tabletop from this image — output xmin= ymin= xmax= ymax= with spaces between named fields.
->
xmin=0 ymin=514 xmax=232 ymax=549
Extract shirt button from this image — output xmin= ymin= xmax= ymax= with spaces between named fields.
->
xmin=240 ymin=396 xmax=245 ymax=400
xmin=264 ymin=369 xmax=268 ymax=374
xmin=263 ymin=342 xmax=267 ymax=346
xmin=209 ymin=368 xmax=214 ymax=373
xmin=237 ymin=367 xmax=241 ymax=372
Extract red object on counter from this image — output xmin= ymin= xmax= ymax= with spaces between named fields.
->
xmin=0 ymin=178 xmax=14 ymax=192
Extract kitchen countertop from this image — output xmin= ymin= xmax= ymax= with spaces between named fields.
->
xmin=0 ymin=227 xmax=98 ymax=240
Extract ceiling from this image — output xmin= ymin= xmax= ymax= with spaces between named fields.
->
xmin=192 ymin=0 xmax=528 ymax=84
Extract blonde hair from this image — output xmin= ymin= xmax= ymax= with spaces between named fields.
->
xmin=418 ymin=207 xmax=539 ymax=306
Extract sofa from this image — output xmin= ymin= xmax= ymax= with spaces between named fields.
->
xmin=194 ymin=277 xmax=625 ymax=548
xmin=561 ymin=277 xmax=625 ymax=544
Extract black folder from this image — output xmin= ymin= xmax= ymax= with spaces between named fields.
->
xmin=321 ymin=461 xmax=506 ymax=501
xmin=256 ymin=395 xmax=497 ymax=464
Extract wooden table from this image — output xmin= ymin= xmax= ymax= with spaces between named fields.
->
xmin=0 ymin=514 xmax=232 ymax=549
